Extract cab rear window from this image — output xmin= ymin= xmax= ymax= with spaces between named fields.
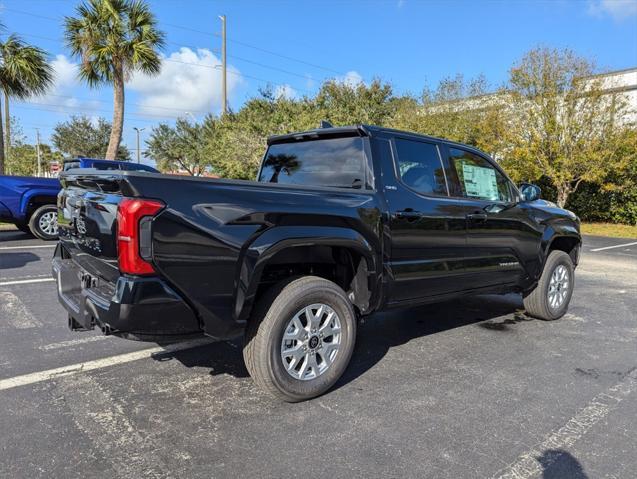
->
xmin=258 ymin=136 xmax=370 ymax=189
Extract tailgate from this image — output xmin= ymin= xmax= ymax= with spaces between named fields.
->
xmin=57 ymin=174 xmax=124 ymax=283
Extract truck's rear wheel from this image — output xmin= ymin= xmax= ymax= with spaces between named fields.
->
xmin=29 ymin=205 xmax=58 ymax=240
xmin=243 ymin=276 xmax=357 ymax=402
xmin=523 ymin=250 xmax=574 ymax=320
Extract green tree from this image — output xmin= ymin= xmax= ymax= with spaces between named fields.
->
xmin=145 ymin=118 xmax=206 ymax=175
xmin=315 ymin=78 xmax=396 ymax=126
xmin=0 ymin=30 xmax=54 ymax=174
xmin=501 ymin=47 xmax=635 ymax=207
xmin=2 ymin=117 xmax=61 ymax=176
xmin=6 ymin=143 xmax=64 ymax=176
xmin=202 ymin=89 xmax=319 ymax=179
xmin=566 ymin=129 xmax=637 ymax=224
xmin=390 ymin=74 xmax=506 ymax=153
xmin=52 ymin=115 xmax=130 ymax=159
xmin=7 ymin=143 xmax=37 ymax=176
xmin=201 ymin=80 xmax=399 ymax=180
xmin=64 ymin=0 xmax=164 ymax=160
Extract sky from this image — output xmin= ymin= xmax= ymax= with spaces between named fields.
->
xmin=1 ymin=0 xmax=636 ymax=163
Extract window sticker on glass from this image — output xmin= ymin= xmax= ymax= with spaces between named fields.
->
xmin=461 ymin=163 xmax=499 ymax=200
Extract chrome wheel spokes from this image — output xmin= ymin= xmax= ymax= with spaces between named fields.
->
xmin=280 ymin=303 xmax=342 ymax=381
xmin=548 ymin=264 xmax=570 ymax=310
xmin=39 ymin=211 xmax=58 ymax=236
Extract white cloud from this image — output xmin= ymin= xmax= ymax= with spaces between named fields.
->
xmin=128 ymin=47 xmax=241 ymax=116
xmin=51 ymin=54 xmax=78 ymax=89
xmin=37 ymin=54 xmax=101 ymax=112
xmin=587 ymin=0 xmax=637 ymax=20
xmin=274 ymin=84 xmax=297 ymax=100
xmin=335 ymin=70 xmax=364 ymax=88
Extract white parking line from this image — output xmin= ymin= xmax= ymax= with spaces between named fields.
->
xmin=0 ymin=244 xmax=56 ymax=250
xmin=0 ymin=337 xmax=215 ymax=391
xmin=590 ymin=241 xmax=637 ymax=252
xmin=39 ymin=335 xmax=112 ymax=351
xmin=0 ymin=278 xmax=54 ymax=286
xmin=0 ymin=291 xmax=42 ymax=329
xmin=493 ymin=367 xmax=637 ymax=479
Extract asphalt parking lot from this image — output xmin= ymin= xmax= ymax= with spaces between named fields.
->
xmin=1 ymin=228 xmax=636 ymax=478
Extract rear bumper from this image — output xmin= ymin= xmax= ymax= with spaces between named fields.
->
xmin=52 ymin=247 xmax=202 ymax=341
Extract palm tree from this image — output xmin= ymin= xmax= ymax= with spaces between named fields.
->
xmin=64 ymin=0 xmax=165 ymax=160
xmin=0 ymin=30 xmax=54 ymax=174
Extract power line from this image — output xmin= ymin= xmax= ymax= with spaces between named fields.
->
xmin=4 ymin=6 xmax=348 ymax=78
xmin=226 ymin=37 xmax=345 ymax=76
xmin=228 ymin=54 xmax=313 ymax=81
xmin=13 ymin=31 xmax=315 ymax=94
xmin=218 ymin=68 xmax=313 ymax=95
xmin=39 ymin=93 xmax=212 ymax=115
xmin=2 ymin=7 xmax=59 ymax=22
xmin=167 ymin=21 xmax=346 ymax=76
xmin=18 ymin=99 xmax=187 ymax=119
xmin=13 ymin=104 xmax=177 ymax=124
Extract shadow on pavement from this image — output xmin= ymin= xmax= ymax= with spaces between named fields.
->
xmin=537 ymin=449 xmax=589 ymax=478
xmin=0 ymin=229 xmax=31 ymax=242
xmin=157 ymin=294 xmax=528 ymax=389
xmin=336 ymin=293 xmax=526 ymax=389
xmin=0 ymin=252 xmax=41 ymax=269
xmin=153 ymin=340 xmax=249 ymax=378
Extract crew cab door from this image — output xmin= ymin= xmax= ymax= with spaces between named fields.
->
xmin=376 ymin=136 xmax=469 ymax=303
xmin=440 ymin=145 xmax=540 ymax=288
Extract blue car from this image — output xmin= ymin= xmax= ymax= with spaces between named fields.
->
xmin=0 ymin=158 xmax=158 ymax=240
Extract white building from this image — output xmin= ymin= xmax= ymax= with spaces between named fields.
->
xmin=588 ymin=67 xmax=637 ymax=122
xmin=424 ymin=67 xmax=637 ymax=121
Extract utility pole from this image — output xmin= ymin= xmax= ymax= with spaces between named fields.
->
xmin=219 ymin=14 xmax=227 ymax=114
xmin=35 ymin=128 xmax=42 ymax=177
xmin=133 ymin=127 xmax=144 ymax=163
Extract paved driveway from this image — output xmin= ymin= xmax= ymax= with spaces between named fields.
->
xmin=1 ymin=230 xmax=635 ymax=478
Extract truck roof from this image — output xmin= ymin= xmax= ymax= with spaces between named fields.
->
xmin=267 ymin=124 xmax=491 ymax=157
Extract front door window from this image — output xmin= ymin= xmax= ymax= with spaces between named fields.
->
xmin=447 ymin=148 xmax=514 ymax=202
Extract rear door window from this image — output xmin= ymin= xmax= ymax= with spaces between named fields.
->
xmin=258 ymin=136 xmax=370 ymax=189
xmin=447 ymin=148 xmax=513 ymax=202
xmin=393 ymin=138 xmax=448 ymax=196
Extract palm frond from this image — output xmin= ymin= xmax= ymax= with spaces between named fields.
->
xmin=64 ymin=0 xmax=164 ymax=87
xmin=0 ymin=33 xmax=54 ymax=98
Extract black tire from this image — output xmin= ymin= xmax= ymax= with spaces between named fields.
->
xmin=243 ymin=276 xmax=357 ymax=402
xmin=28 ymin=205 xmax=58 ymax=240
xmin=523 ymin=250 xmax=574 ymax=320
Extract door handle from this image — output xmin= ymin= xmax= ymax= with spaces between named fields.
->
xmin=466 ymin=213 xmax=488 ymax=222
xmin=396 ymin=209 xmax=422 ymax=220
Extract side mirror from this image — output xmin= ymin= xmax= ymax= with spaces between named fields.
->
xmin=519 ymin=183 xmax=541 ymax=202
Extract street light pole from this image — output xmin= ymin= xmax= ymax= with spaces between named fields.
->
xmin=133 ymin=127 xmax=144 ymax=164
xmin=35 ymin=128 xmax=42 ymax=177
xmin=219 ymin=14 xmax=227 ymax=114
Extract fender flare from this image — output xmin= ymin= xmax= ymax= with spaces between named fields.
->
xmin=19 ymin=189 xmax=59 ymax=221
xmin=540 ymin=222 xmax=581 ymax=269
xmin=233 ymin=225 xmax=379 ymax=322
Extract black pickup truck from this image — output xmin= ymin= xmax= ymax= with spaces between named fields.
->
xmin=53 ymin=124 xmax=580 ymax=401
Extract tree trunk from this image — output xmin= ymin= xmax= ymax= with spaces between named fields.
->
xmin=0 ymin=93 xmax=5 ymax=175
xmin=556 ymin=185 xmax=571 ymax=209
xmin=3 ymin=89 xmax=9 ymax=164
xmin=105 ymin=70 xmax=125 ymax=160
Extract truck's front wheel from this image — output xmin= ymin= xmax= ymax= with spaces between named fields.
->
xmin=28 ymin=205 xmax=58 ymax=240
xmin=523 ymin=250 xmax=574 ymax=320
xmin=243 ymin=276 xmax=357 ymax=402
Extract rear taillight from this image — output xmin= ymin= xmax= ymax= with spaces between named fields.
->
xmin=117 ymin=198 xmax=164 ymax=275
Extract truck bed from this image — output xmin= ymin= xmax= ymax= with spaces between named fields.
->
xmin=55 ymin=171 xmax=382 ymax=339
